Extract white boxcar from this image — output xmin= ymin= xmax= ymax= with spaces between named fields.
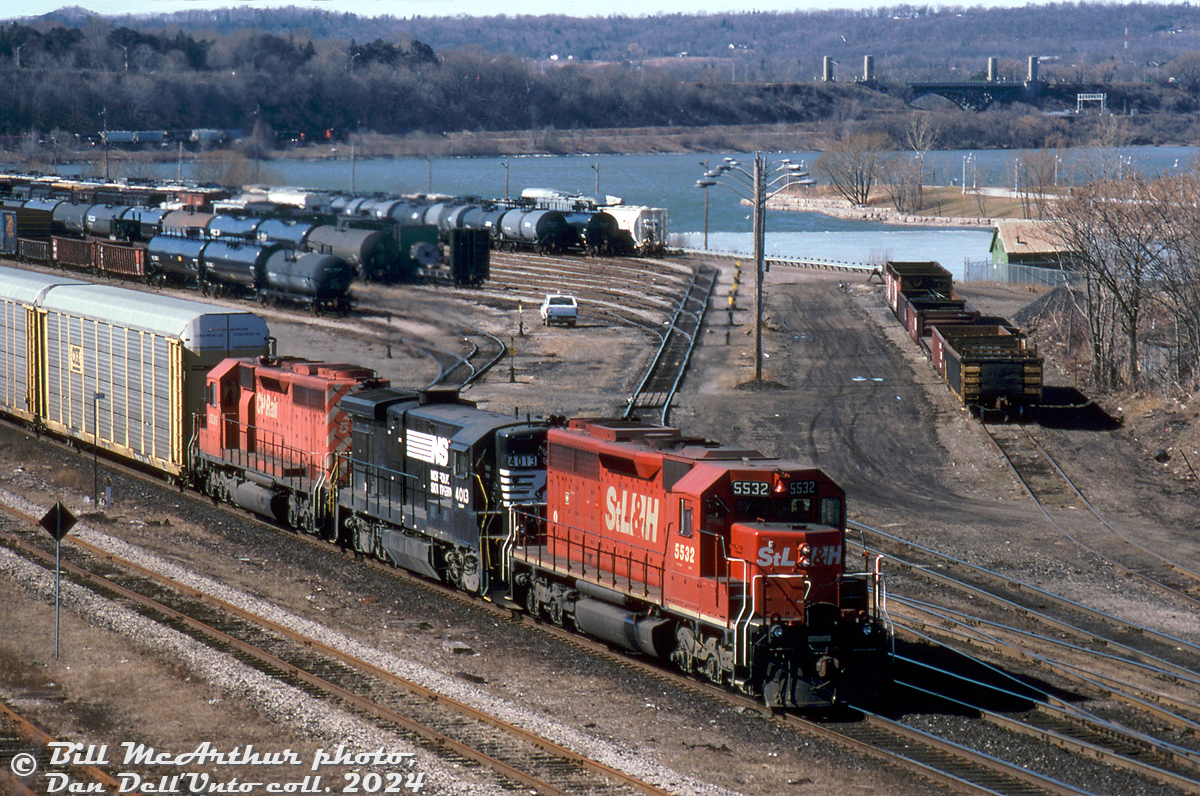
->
xmin=0 ymin=268 xmax=87 ymax=424
xmin=0 ymin=265 xmax=271 ymax=476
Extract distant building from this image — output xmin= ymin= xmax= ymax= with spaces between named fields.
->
xmin=990 ymin=220 xmax=1074 ymax=269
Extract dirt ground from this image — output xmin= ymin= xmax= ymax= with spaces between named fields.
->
xmin=2 ymin=255 xmax=1198 ymax=796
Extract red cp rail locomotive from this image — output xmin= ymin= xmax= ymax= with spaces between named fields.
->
xmin=509 ymin=418 xmax=891 ymax=708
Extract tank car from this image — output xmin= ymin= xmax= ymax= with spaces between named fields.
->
xmin=161 ymin=209 xmax=216 ymax=237
xmin=83 ymin=205 xmax=134 ymax=239
xmin=461 ymin=206 xmax=508 ymax=244
xmin=507 ymin=418 xmax=891 ymax=708
xmin=147 ymin=235 xmax=209 ymax=286
xmin=262 ymin=249 xmax=356 ymax=313
xmin=125 ymin=207 xmax=170 ymax=240
xmin=207 ymin=214 xmax=265 ymax=240
xmin=564 ymin=210 xmax=621 ymax=256
xmin=497 ymin=208 xmax=572 ymax=254
xmin=391 ymin=202 xmax=431 ymax=227
xmin=256 ymin=218 xmax=317 ymax=250
xmin=305 ymin=224 xmax=399 ymax=283
xmin=201 ymin=239 xmax=281 ymax=297
xmin=52 ymin=202 xmax=96 ymax=236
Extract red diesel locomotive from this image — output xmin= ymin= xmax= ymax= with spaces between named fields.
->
xmin=509 ymin=418 xmax=891 ymax=708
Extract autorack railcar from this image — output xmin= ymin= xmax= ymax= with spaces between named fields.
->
xmin=0 ymin=265 xmax=270 ymax=476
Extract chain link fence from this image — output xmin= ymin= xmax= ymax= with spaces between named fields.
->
xmin=963 ymin=259 xmax=1074 ymax=288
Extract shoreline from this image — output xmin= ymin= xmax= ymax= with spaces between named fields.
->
xmin=766 ymin=193 xmax=998 ymax=227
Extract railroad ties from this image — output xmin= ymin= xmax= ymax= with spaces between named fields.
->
xmin=623 ymin=265 xmax=718 ymax=424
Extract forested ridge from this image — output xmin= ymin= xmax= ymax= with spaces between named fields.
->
xmin=0 ymin=2 xmax=1196 ymax=152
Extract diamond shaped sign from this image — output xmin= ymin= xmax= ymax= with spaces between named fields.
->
xmin=40 ymin=501 xmax=77 ymax=541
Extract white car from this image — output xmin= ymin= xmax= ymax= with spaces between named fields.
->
xmin=540 ymin=293 xmax=578 ymax=327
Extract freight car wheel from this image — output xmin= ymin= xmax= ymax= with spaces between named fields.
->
xmin=524 ymin=581 xmax=541 ymax=618
xmin=703 ymin=654 xmax=721 ymax=684
xmin=672 ymin=626 xmax=696 ymax=674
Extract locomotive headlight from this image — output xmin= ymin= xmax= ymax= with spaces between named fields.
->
xmin=862 ymin=624 xmax=873 ymax=636
xmin=771 ymin=625 xmax=785 ymax=639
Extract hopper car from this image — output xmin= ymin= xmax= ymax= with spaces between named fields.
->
xmin=883 ymin=260 xmax=1043 ymax=418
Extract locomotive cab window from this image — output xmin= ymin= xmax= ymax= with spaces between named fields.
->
xmin=777 ymin=497 xmax=812 ymax=523
xmin=453 ymin=448 xmax=470 ymax=479
xmin=679 ymin=500 xmax=693 ymax=537
xmin=820 ymin=496 xmax=843 ymax=527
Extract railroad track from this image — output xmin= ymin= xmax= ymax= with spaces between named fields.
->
xmin=849 ymin=522 xmax=1200 ymax=794
xmin=0 ymin=698 xmax=122 ymax=796
xmin=984 ymin=422 xmax=1200 ymax=608
xmin=624 ymin=264 xmax=718 ymax=424
xmin=0 ymin=505 xmax=670 ymax=796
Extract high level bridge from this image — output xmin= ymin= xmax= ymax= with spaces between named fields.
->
xmin=827 ymin=55 xmax=1107 ymax=112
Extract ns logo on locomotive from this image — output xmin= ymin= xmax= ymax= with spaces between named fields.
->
xmin=0 ymin=266 xmax=892 ymax=710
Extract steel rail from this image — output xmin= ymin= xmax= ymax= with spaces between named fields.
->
xmin=1017 ymin=423 xmax=1200 ymax=587
xmin=892 ymin=674 xmax=1200 ymax=795
xmin=982 ymin=423 xmax=1200 ymax=611
xmin=0 ymin=699 xmax=123 ymax=794
xmin=623 ymin=265 xmax=716 ymax=423
xmin=0 ymin=513 xmax=671 ymax=796
xmin=848 ymin=523 xmax=1200 ymax=662
xmin=892 ymin=597 xmax=1200 ymax=734
xmin=894 ymin=654 xmax=1200 ymax=774
xmin=793 ymin=710 xmax=1100 ymax=796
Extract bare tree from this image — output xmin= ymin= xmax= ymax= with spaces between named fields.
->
xmin=1019 ymin=147 xmax=1064 ymax=219
xmin=879 ymin=155 xmax=922 ymax=215
xmin=904 ymin=113 xmax=938 ymax=211
xmin=1143 ymin=169 xmax=1200 ymax=386
xmin=1050 ymin=175 xmax=1160 ymax=388
xmin=815 ymin=132 xmax=892 ymax=207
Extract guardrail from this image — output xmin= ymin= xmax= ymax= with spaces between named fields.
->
xmin=678 ymin=248 xmax=878 ymax=275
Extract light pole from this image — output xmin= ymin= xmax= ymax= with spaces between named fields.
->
xmin=696 ymin=152 xmax=802 ymax=382
xmin=699 ymin=159 xmax=709 ymax=250
xmin=502 ymin=159 xmax=510 ymax=201
xmin=591 ymin=162 xmax=600 ymax=195
xmin=92 ymin=392 xmax=105 ymax=506
xmin=102 ymin=106 xmax=109 ymax=182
